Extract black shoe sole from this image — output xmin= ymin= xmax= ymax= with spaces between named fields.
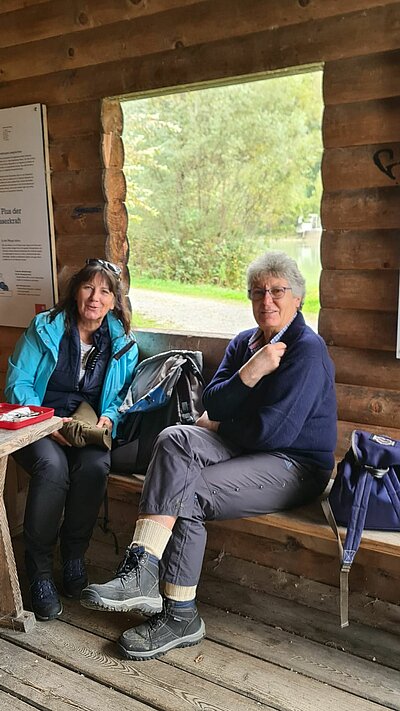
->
xmin=33 ymin=604 xmax=63 ymax=621
xmin=118 ymin=619 xmax=206 ymax=661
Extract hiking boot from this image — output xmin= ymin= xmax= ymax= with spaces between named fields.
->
xmin=80 ymin=546 xmax=162 ymax=614
xmin=118 ymin=599 xmax=206 ymax=660
xmin=63 ymin=558 xmax=88 ymax=599
xmin=30 ymin=579 xmax=63 ymax=621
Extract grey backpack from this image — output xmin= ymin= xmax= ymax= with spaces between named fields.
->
xmin=113 ymin=350 xmax=205 ymax=475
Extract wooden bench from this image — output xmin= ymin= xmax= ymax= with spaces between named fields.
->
xmin=107 ymin=470 xmax=400 ymax=605
xmin=106 ymin=329 xmax=400 ymax=607
xmin=4 ymin=327 xmax=399 ymax=607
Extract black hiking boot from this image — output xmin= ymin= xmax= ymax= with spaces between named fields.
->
xmin=80 ymin=546 xmax=162 ymax=614
xmin=63 ymin=558 xmax=88 ymax=599
xmin=30 ymin=578 xmax=63 ymax=621
xmin=118 ymin=599 xmax=205 ymax=661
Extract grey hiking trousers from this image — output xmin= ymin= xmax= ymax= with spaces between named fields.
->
xmin=139 ymin=425 xmax=331 ymax=587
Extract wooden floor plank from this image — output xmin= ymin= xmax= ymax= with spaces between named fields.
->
xmin=0 ymin=622 xmax=272 ymax=711
xmin=0 ymin=690 xmax=35 ymax=711
xmin=78 ymin=549 xmax=400 ymax=673
xmin=200 ymin=603 xmax=400 ymax=711
xmin=7 ymin=536 xmax=399 ymax=711
xmin=60 ymin=596 xmax=400 ymax=711
xmin=202 ymin=552 xmax=400 ymax=634
xmin=198 ymin=575 xmax=400 ymax=671
xmin=0 ymin=636 xmax=151 ymax=711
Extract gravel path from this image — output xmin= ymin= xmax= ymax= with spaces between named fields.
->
xmin=129 ymin=288 xmax=318 ymax=335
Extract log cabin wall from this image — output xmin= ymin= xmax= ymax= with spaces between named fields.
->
xmin=0 ymin=0 xmax=399 ymax=450
xmin=321 ymin=51 xmax=400 ymax=452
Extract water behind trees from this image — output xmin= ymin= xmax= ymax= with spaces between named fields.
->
xmin=268 ymin=232 xmax=321 ymax=293
xmin=124 ymin=71 xmax=323 ymax=334
xmin=130 ymin=233 xmax=321 ymax=335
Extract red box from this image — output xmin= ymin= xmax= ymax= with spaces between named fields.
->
xmin=0 ymin=403 xmax=55 ymax=430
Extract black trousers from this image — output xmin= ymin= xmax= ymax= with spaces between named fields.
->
xmin=140 ymin=425 xmax=332 ymax=588
xmin=13 ymin=437 xmax=110 ymax=582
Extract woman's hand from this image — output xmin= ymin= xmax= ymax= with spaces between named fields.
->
xmin=97 ymin=415 xmax=113 ymax=431
xmin=239 ymin=341 xmax=287 ymax=388
xmin=196 ymin=410 xmax=220 ymax=432
xmin=51 ymin=417 xmax=73 ymax=447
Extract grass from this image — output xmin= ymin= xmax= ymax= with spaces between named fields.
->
xmin=130 ymin=274 xmax=248 ymax=302
xmin=130 ymin=274 xmax=320 ymax=313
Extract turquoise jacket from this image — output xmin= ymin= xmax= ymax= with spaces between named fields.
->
xmin=5 ymin=310 xmax=138 ymax=437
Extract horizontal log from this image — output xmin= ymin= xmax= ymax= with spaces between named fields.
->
xmin=104 ymin=200 xmax=128 ymax=236
xmin=105 ymin=229 xmax=129 ymax=265
xmin=321 ymin=186 xmax=400 ymax=230
xmin=336 ymin=419 xmax=400 ymax=458
xmin=0 ymin=371 xmax=5 ymax=399
xmin=103 ymin=168 xmax=126 ymax=202
xmin=49 ymin=134 xmax=101 ymax=172
xmin=329 ymin=345 xmax=400 ymax=389
xmin=106 ymin=240 xmax=130 ymax=275
xmin=321 ymin=229 xmax=400 ymax=269
xmin=1 ymin=0 xmax=49 ymax=13
xmin=323 ymin=97 xmax=400 ymax=148
xmin=336 ymin=383 xmax=400 ymax=429
xmin=51 ymin=169 xmax=103 ymax=205
xmin=0 ymin=325 xmax=24 ymax=347
xmin=3 ymin=6 xmax=400 ymax=108
xmin=320 ymin=269 xmax=398 ymax=312
xmin=0 ymin=331 xmax=21 ymax=371
xmin=47 ymin=100 xmax=101 ymax=139
xmin=4 ymin=0 xmax=399 ymax=51
xmin=135 ymin=329 xmax=228 ymax=368
xmin=324 ymin=49 xmax=400 ymax=106
xmin=55 ymin=234 xmax=108 ymax=268
xmin=322 ymin=143 xmax=400 ymax=191
xmin=3 ymin=1 xmax=400 ymax=83
xmin=0 ymin=0 xmax=207 ymax=48
xmin=101 ymin=133 xmax=124 ymax=170
xmin=53 ymin=205 xmax=105 ymax=235
xmin=319 ymin=308 xmax=397 ymax=350
xmin=101 ymin=98 xmax=123 ymax=135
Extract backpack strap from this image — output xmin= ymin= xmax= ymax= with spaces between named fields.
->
xmin=339 ymin=468 xmax=373 ymax=626
xmin=384 ymin=468 xmax=400 ymax=521
xmin=321 ymin=494 xmax=348 ymax=626
xmin=176 ymin=358 xmax=206 ymax=425
xmin=321 ymin=468 xmax=374 ymax=628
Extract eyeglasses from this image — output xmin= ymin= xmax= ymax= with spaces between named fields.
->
xmin=86 ymin=258 xmax=122 ymax=279
xmin=248 ymin=286 xmax=292 ymax=301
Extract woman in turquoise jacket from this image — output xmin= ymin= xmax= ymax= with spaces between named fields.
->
xmin=5 ymin=259 xmax=138 ymax=621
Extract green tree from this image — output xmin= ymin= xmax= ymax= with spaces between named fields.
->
xmin=123 ymin=71 xmax=323 ymax=289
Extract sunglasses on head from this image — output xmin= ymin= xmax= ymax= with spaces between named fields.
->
xmin=86 ymin=258 xmax=122 ymax=279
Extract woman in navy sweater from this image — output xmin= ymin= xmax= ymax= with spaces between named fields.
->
xmin=81 ymin=251 xmax=337 ymax=660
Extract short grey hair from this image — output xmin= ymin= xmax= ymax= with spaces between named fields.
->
xmin=247 ymin=250 xmax=306 ymax=309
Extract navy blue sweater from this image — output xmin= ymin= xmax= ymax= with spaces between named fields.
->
xmin=203 ymin=313 xmax=337 ymax=470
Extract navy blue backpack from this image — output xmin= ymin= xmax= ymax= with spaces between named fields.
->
xmin=322 ymin=430 xmax=400 ymax=627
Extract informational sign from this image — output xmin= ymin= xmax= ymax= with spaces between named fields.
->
xmin=0 ymin=103 xmax=57 ymax=327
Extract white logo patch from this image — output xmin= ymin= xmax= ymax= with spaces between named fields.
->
xmin=370 ymin=434 xmax=396 ymax=447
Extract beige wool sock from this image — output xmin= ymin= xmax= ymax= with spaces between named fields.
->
xmin=131 ymin=518 xmax=172 ymax=560
xmin=164 ymin=582 xmax=197 ymax=602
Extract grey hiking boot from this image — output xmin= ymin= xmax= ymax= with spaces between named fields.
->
xmin=118 ymin=599 xmax=206 ymax=660
xmin=80 ymin=546 xmax=162 ymax=614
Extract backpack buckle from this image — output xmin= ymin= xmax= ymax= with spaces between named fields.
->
xmin=364 ymin=465 xmax=389 ymax=479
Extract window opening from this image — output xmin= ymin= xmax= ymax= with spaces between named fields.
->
xmin=122 ymin=70 xmax=323 ymax=336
